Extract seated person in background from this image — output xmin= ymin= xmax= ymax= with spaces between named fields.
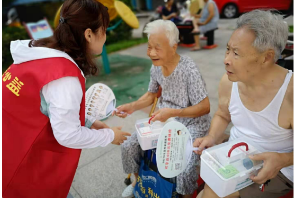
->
xmin=162 ymin=0 xmax=182 ymax=24
xmin=191 ymin=0 xmax=219 ymax=51
xmin=193 ymin=10 xmax=293 ymax=198
xmin=114 ymin=20 xmax=211 ymax=198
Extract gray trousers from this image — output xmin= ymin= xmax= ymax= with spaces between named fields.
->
xmin=121 ymin=130 xmax=207 ymax=195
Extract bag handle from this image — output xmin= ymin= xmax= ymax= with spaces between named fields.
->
xmin=228 ymin=142 xmax=248 ymax=157
xmin=144 ymin=149 xmax=156 ymax=168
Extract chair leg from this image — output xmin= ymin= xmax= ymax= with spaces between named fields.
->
xmin=124 ymin=174 xmax=132 ymax=185
xmin=203 ymin=30 xmax=218 ymax=49
xmin=206 ymin=31 xmax=214 ymax=46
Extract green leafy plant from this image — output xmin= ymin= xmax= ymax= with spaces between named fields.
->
xmin=289 ymin=25 xmax=293 ymax=33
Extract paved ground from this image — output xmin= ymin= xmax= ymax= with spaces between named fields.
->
xmin=69 ymin=17 xmax=239 ymax=198
xmin=87 ymin=54 xmax=152 ymax=106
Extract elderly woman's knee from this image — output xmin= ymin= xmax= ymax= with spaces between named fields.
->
xmin=178 ymin=166 xmax=199 ymax=185
xmin=121 ymin=141 xmax=132 ymax=153
xmin=121 ymin=141 xmax=141 ymax=156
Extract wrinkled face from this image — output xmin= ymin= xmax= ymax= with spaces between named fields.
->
xmin=224 ymin=27 xmax=264 ymax=82
xmin=86 ymin=27 xmax=106 ymax=55
xmin=147 ymin=32 xmax=176 ymax=66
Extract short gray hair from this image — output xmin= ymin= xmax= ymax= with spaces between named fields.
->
xmin=143 ymin=19 xmax=180 ymax=46
xmin=236 ymin=10 xmax=288 ymax=61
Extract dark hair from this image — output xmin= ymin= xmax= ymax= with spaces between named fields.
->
xmin=30 ymin=0 xmax=110 ymax=76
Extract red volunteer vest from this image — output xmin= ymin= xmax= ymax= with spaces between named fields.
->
xmin=3 ymin=57 xmax=85 ymax=198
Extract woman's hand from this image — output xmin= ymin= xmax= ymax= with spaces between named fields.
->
xmin=151 ymin=108 xmax=175 ymax=122
xmin=112 ymin=103 xmax=135 ymax=118
xmin=111 ymin=127 xmax=131 ymax=145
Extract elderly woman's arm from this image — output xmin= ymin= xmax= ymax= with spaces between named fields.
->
xmin=152 ymin=64 xmax=210 ymax=122
xmin=151 ymin=97 xmax=210 ymax=122
xmin=113 ymin=91 xmax=157 ymax=118
xmin=131 ymin=91 xmax=157 ymax=111
xmin=199 ymin=2 xmax=215 ymax=26
xmin=173 ymin=97 xmax=210 ymax=117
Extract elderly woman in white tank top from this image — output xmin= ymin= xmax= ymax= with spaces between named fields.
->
xmin=193 ymin=10 xmax=293 ymax=198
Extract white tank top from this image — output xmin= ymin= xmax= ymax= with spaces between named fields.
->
xmin=229 ymin=70 xmax=293 ymax=182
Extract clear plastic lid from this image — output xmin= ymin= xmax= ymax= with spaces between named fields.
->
xmin=202 ymin=138 xmax=263 ymax=180
xmin=135 ymin=118 xmax=175 ymax=136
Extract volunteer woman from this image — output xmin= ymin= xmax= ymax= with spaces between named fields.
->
xmin=3 ymin=0 xmax=130 ymax=197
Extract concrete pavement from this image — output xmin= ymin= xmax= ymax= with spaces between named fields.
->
xmin=69 ymin=18 xmax=238 ymax=198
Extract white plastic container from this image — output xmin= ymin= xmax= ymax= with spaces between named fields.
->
xmin=135 ymin=118 xmax=175 ymax=150
xmin=200 ymin=138 xmax=264 ymax=197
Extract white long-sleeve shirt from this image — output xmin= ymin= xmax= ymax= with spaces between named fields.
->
xmin=11 ymin=40 xmax=114 ymax=149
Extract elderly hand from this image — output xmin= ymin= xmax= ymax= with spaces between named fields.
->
xmin=249 ymin=152 xmax=290 ymax=184
xmin=151 ymin=108 xmax=175 ymax=122
xmin=91 ymin=120 xmax=109 ymax=130
xmin=193 ymin=135 xmax=216 ymax=155
xmin=112 ymin=103 xmax=135 ymax=118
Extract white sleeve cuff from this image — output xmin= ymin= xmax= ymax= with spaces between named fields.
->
xmin=85 ymin=115 xmax=96 ymax=128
